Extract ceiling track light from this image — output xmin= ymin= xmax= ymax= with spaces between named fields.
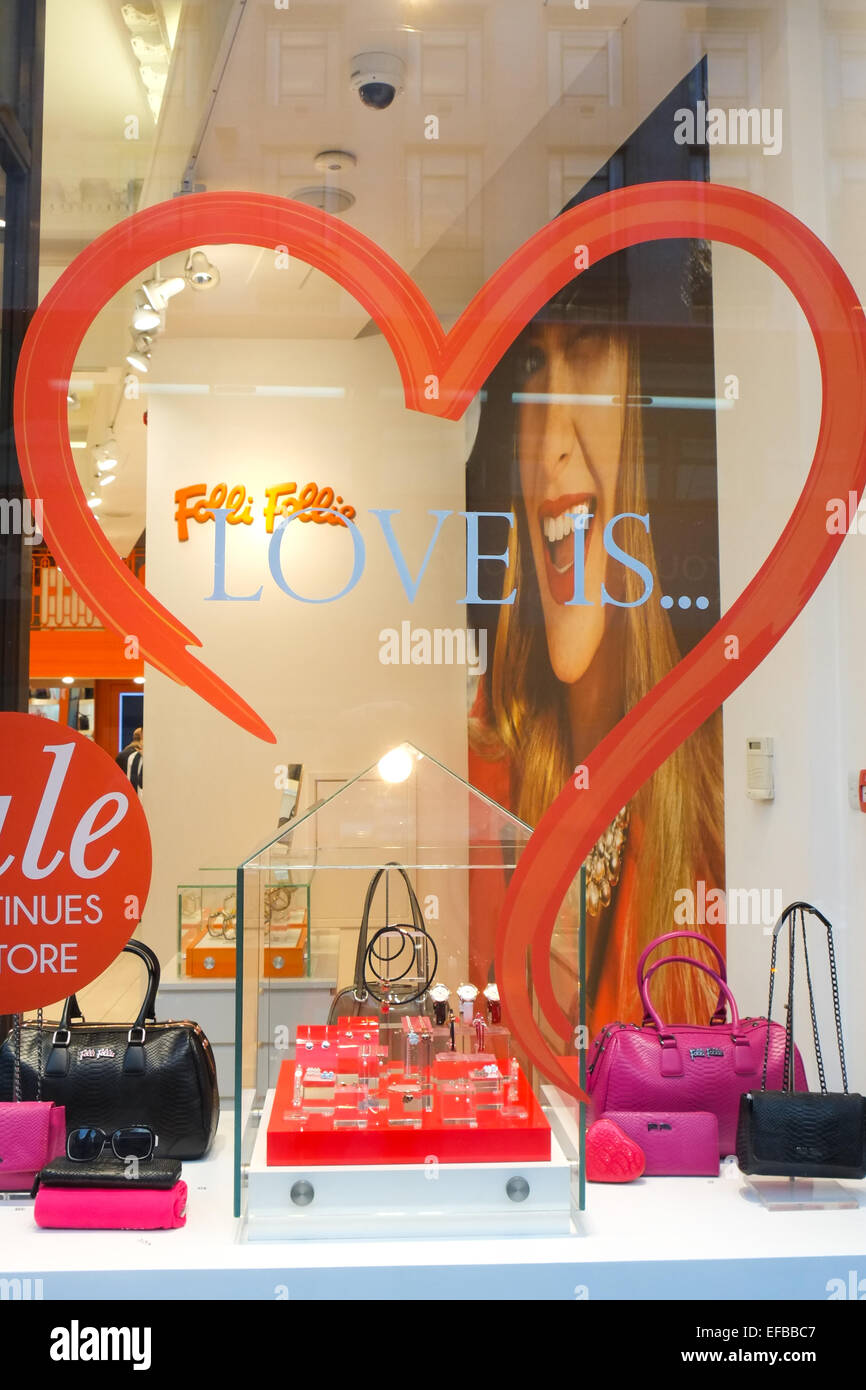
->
xmin=126 ymin=351 xmax=152 ymax=373
xmin=141 ymin=274 xmax=186 ymax=312
xmin=185 ymin=249 xmax=220 ymax=290
xmin=96 ymin=436 xmax=120 ymax=472
xmin=132 ymin=292 xmax=161 ymax=333
xmin=126 ymin=332 xmax=153 ymax=373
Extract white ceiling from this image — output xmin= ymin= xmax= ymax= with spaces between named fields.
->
xmin=43 ymin=0 xmax=679 ymax=554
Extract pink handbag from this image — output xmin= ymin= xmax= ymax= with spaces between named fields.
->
xmin=0 ymin=1101 xmax=66 ymax=1192
xmin=587 ymin=932 xmax=807 ymax=1155
xmin=0 ymin=1013 xmax=66 ymax=1193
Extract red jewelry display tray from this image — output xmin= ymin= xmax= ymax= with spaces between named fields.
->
xmin=267 ymin=1057 xmax=551 ymax=1167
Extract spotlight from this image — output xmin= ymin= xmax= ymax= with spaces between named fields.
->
xmin=126 ymin=332 xmax=153 ymax=373
xmin=96 ymin=438 xmax=120 ymax=472
xmin=185 ymin=250 xmax=220 ymax=290
xmin=62 ymin=676 xmax=75 ymax=685
xmin=99 ymin=474 xmax=116 ymax=486
xmin=141 ymin=275 xmax=185 ymax=311
xmin=377 ymin=745 xmax=414 ymax=784
xmin=132 ymin=293 xmax=161 ymax=332
xmin=87 ymin=495 xmax=103 ymax=509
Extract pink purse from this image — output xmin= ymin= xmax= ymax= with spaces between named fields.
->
xmin=587 ymin=932 xmax=807 ymax=1155
xmin=604 ymin=1111 xmax=719 ymax=1176
xmin=0 ymin=1015 xmax=65 ymax=1193
xmin=34 ymin=1181 xmax=188 ymax=1230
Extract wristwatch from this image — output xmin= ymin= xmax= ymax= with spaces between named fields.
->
xmin=430 ymin=982 xmax=450 ymax=1027
xmin=456 ymin=982 xmax=478 ymax=1023
xmin=483 ymin=982 xmax=502 ymax=1024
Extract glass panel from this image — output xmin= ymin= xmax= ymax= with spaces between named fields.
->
xmin=235 ymin=744 xmax=585 ymax=1228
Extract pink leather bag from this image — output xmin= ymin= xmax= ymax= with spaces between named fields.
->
xmin=0 ymin=1102 xmax=66 ymax=1192
xmin=0 ymin=1015 xmax=65 ymax=1192
xmin=588 ymin=932 xmax=807 ymax=1155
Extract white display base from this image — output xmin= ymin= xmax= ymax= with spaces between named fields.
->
xmin=3 ymin=1107 xmax=866 ymax=1299
xmin=244 ymin=1089 xmax=574 ymax=1239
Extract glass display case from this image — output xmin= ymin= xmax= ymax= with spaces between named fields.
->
xmin=177 ymin=881 xmax=311 ymax=981
xmin=234 ymin=743 xmax=585 ymax=1238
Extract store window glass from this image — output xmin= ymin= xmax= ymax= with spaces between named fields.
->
xmin=2 ymin=0 xmax=866 ymax=1287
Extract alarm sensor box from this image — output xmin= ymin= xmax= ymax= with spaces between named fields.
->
xmin=746 ymin=737 xmax=774 ymax=801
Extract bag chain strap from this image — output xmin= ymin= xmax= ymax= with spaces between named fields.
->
xmin=762 ymin=902 xmax=848 ymax=1095
xmin=10 ymin=1008 xmax=44 ymax=1104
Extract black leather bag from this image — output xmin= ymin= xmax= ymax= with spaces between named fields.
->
xmin=737 ymin=903 xmax=866 ymax=1179
xmin=328 ymin=863 xmax=438 ymax=1024
xmin=0 ymin=941 xmax=219 ymax=1159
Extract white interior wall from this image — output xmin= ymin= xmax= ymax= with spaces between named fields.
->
xmin=711 ymin=6 xmax=866 ymax=1089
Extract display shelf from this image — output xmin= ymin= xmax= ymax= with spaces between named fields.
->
xmin=246 ymin=1089 xmax=571 ymax=1239
xmin=2 ymin=1110 xmax=865 ymax=1299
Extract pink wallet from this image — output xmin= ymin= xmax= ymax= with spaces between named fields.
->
xmin=34 ymin=1181 xmax=188 ymax=1230
xmin=604 ymin=1111 xmax=719 ymax=1176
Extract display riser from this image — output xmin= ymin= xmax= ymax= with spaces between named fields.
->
xmin=244 ymin=1089 xmax=574 ymax=1239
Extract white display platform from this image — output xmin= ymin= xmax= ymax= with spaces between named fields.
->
xmin=245 ymin=1090 xmax=573 ymax=1239
xmin=2 ymin=1109 xmax=865 ymax=1300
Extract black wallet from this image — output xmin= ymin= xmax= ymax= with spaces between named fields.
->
xmin=35 ymin=1155 xmax=182 ymax=1191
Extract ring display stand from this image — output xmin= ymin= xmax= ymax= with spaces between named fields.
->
xmin=746 ymin=1177 xmax=860 ymax=1211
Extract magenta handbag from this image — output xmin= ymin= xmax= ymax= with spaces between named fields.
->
xmin=0 ymin=1102 xmax=66 ymax=1192
xmin=0 ymin=1015 xmax=65 ymax=1193
xmin=588 ymin=932 xmax=807 ymax=1155
xmin=604 ymin=1111 xmax=719 ymax=1176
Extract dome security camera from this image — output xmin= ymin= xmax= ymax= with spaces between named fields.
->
xmin=350 ymin=52 xmax=406 ymax=110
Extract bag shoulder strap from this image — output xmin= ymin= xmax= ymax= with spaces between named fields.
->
xmin=352 ymin=863 xmax=424 ymax=999
xmin=57 ymin=938 xmax=160 ymax=1032
xmin=762 ymin=901 xmax=848 ymax=1094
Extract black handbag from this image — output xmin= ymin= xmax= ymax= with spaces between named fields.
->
xmin=0 ymin=941 xmax=219 ymax=1159
xmin=328 ymin=863 xmax=438 ymax=1024
xmin=737 ymin=902 xmax=866 ymax=1179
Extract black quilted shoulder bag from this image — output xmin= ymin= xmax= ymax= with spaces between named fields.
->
xmin=0 ymin=940 xmax=219 ymax=1159
xmin=737 ymin=902 xmax=866 ymax=1179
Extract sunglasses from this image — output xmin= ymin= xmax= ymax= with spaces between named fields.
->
xmin=66 ymin=1126 xmax=157 ymax=1162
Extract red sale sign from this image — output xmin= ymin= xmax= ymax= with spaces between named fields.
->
xmin=0 ymin=714 xmax=152 ymax=1014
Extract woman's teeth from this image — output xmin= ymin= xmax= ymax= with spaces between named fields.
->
xmin=542 ymin=502 xmax=592 ymax=544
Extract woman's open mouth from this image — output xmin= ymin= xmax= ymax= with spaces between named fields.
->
xmin=538 ymin=494 xmax=596 ymax=605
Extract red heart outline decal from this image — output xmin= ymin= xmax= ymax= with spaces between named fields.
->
xmin=14 ymin=183 xmax=866 ymax=1097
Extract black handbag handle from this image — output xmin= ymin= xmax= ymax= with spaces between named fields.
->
xmin=762 ymin=902 xmax=848 ymax=1095
xmin=352 ymin=863 xmax=425 ymax=1002
xmin=57 ymin=939 xmax=161 ymax=1035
